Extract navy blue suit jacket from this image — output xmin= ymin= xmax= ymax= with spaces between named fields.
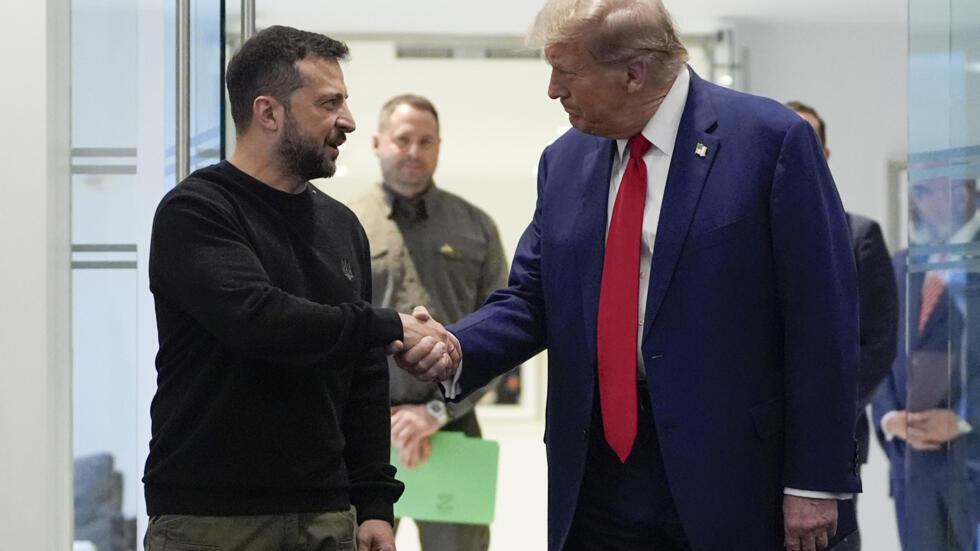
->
xmin=450 ymin=69 xmax=862 ymax=550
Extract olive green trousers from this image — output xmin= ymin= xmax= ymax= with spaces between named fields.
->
xmin=143 ymin=509 xmax=357 ymax=551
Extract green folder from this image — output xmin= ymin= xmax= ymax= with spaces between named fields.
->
xmin=391 ymin=432 xmax=499 ymax=525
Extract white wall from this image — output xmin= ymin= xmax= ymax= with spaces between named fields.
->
xmin=731 ymin=21 xmax=908 ymax=551
xmin=0 ymin=0 xmax=72 ymax=549
xmin=732 ymin=21 xmax=908 ymax=248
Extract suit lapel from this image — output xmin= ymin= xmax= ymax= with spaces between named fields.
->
xmin=578 ymin=138 xmax=617 ymax=364
xmin=642 ymin=69 xmax=720 ymax=342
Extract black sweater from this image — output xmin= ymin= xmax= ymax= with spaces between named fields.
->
xmin=143 ymin=161 xmax=404 ymax=523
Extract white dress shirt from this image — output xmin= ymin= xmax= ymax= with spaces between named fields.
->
xmin=606 ymin=67 xmax=688 ymax=375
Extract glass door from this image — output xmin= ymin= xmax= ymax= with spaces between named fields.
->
xmin=70 ymin=0 xmax=225 ymax=548
xmin=899 ymin=0 xmax=980 ymax=548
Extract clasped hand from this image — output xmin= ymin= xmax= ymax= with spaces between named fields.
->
xmin=885 ymin=408 xmax=961 ymax=450
xmin=387 ymin=306 xmax=461 ymax=382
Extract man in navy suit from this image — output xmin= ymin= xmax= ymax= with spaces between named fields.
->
xmin=872 ymin=178 xmax=980 ymax=550
xmin=397 ymin=1 xmax=862 ymax=549
xmin=788 ymin=100 xmax=899 ymax=550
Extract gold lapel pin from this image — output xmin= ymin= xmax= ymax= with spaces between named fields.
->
xmin=439 ymin=244 xmax=457 ymax=257
xmin=695 ymin=143 xmax=708 ymax=158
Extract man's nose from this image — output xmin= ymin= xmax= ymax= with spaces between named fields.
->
xmin=547 ymin=70 xmax=565 ymax=100
xmin=337 ymin=104 xmax=356 ymax=133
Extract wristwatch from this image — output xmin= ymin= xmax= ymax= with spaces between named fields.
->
xmin=425 ymin=399 xmax=449 ymax=426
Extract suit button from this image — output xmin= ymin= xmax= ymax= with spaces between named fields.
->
xmin=583 ymin=428 xmax=589 ymax=441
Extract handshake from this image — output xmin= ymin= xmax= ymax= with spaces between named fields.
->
xmin=387 ymin=306 xmax=461 ymax=383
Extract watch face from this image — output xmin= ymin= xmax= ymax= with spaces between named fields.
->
xmin=427 ymin=401 xmax=447 ymax=421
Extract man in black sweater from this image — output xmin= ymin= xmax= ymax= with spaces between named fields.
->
xmin=143 ymin=26 xmax=458 ymax=551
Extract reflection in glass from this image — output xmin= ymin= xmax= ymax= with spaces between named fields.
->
xmin=872 ymin=0 xmax=980 ymax=548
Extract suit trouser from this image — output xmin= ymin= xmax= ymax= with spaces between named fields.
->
xmin=894 ymin=475 xmax=978 ymax=551
xmin=144 ymin=508 xmax=357 ymax=551
xmin=394 ymin=518 xmax=490 ymax=551
xmin=564 ymin=382 xmax=691 ymax=551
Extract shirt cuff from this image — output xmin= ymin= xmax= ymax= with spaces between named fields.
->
xmin=439 ymin=360 xmax=463 ymax=400
xmin=784 ymin=488 xmax=853 ymax=500
xmin=958 ymin=416 xmax=973 ymax=436
xmin=880 ymin=410 xmax=901 ymax=441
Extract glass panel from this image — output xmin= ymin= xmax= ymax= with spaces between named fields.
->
xmin=901 ymin=0 xmax=980 ymax=548
xmin=191 ymin=0 xmax=225 ymax=170
xmin=71 ymin=0 xmax=225 ymax=548
xmin=71 ymin=2 xmax=142 ymax=548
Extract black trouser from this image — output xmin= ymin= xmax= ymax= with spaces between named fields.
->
xmin=564 ymin=382 xmax=691 ymax=551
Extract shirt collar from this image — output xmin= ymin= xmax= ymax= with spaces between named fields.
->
xmin=382 ymin=182 xmax=434 ymax=222
xmin=950 ymin=210 xmax=980 ymax=244
xmin=615 ymin=67 xmax=690 ymax=161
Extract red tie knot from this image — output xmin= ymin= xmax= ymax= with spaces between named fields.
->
xmin=628 ymin=133 xmax=652 ymax=161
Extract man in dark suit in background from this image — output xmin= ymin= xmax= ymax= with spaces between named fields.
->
xmin=873 ymin=177 xmax=980 ymax=550
xmin=398 ymin=2 xmax=863 ymax=549
xmin=788 ymin=101 xmax=899 ymax=550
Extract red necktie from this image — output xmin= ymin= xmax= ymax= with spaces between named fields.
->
xmin=597 ymin=134 xmax=651 ymax=463
xmin=918 ymin=271 xmax=945 ymax=332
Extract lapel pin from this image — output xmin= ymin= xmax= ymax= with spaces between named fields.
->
xmin=439 ymin=243 xmax=457 ymax=258
xmin=695 ymin=143 xmax=708 ymax=158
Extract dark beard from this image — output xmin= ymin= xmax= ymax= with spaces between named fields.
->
xmin=278 ymin=113 xmax=336 ymax=181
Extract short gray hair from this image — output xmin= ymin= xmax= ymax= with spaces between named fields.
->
xmin=528 ymin=0 xmax=688 ymax=87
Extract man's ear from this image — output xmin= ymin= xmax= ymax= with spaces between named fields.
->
xmin=371 ymin=132 xmax=381 ymax=156
xmin=625 ymin=59 xmax=649 ymax=94
xmin=253 ymin=95 xmax=283 ymax=132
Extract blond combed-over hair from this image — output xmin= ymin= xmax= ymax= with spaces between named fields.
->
xmin=528 ymin=0 xmax=689 ymax=87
